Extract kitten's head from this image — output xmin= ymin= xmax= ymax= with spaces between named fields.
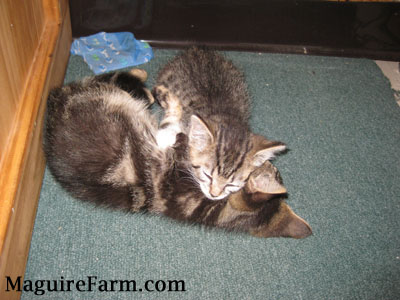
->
xmin=188 ymin=115 xmax=286 ymax=200
xmin=231 ymin=161 xmax=312 ymax=239
xmin=229 ymin=161 xmax=287 ymax=211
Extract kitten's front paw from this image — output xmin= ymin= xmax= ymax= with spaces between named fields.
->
xmin=152 ymin=85 xmax=170 ymax=109
xmin=129 ymin=68 xmax=148 ymax=82
xmin=143 ymin=88 xmax=155 ymax=104
xmin=156 ymin=127 xmax=180 ymax=150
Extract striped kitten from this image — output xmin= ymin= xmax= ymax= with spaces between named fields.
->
xmin=44 ymin=69 xmax=161 ymax=210
xmin=155 ymin=134 xmax=311 ymax=239
xmin=44 ymin=69 xmax=311 ymax=238
xmin=153 ymin=47 xmax=286 ymax=201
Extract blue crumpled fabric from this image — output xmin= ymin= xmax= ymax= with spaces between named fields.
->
xmin=70 ymin=32 xmax=153 ymax=74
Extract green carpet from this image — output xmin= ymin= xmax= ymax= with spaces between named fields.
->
xmin=21 ymin=50 xmax=400 ymax=299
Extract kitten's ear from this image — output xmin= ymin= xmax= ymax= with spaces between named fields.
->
xmin=278 ymin=204 xmax=312 ymax=239
xmin=251 ymin=201 xmax=312 ymax=239
xmin=246 ymin=162 xmax=286 ymax=203
xmin=189 ymin=115 xmax=214 ymax=151
xmin=251 ymin=135 xmax=286 ymax=167
xmin=247 ymin=173 xmax=287 ymax=195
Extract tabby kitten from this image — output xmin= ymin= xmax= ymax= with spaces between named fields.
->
xmin=156 ymin=134 xmax=311 ymax=239
xmin=44 ymin=69 xmax=311 ymax=238
xmin=153 ymin=47 xmax=286 ymax=200
xmin=44 ymin=69 xmax=161 ymax=210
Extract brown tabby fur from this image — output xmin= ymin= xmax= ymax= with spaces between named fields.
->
xmin=152 ymin=133 xmax=311 ymax=239
xmin=153 ymin=47 xmax=286 ymax=201
xmin=43 ymin=69 xmax=311 ymax=239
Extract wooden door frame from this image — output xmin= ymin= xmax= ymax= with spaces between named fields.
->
xmin=0 ymin=1 xmax=72 ymax=298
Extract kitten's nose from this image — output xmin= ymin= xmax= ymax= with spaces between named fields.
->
xmin=210 ymin=191 xmax=220 ymax=198
xmin=210 ymin=184 xmax=223 ymax=198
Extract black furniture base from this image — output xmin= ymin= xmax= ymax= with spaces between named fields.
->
xmin=70 ymin=0 xmax=400 ymax=60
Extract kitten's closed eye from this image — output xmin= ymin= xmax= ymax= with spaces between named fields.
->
xmin=202 ymin=170 xmax=212 ymax=181
xmin=226 ymin=183 xmax=238 ymax=188
xmin=224 ymin=183 xmax=241 ymax=192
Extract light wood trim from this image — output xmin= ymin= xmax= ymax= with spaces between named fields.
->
xmin=0 ymin=0 xmax=45 ymax=157
xmin=0 ymin=0 xmax=71 ymax=298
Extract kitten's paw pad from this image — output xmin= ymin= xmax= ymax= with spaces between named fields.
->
xmin=152 ymin=85 xmax=170 ymax=109
xmin=129 ymin=69 xmax=147 ymax=82
xmin=156 ymin=127 xmax=180 ymax=149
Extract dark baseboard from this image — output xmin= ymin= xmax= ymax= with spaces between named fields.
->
xmin=69 ymin=0 xmax=400 ymax=60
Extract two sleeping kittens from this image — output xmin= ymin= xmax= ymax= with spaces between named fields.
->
xmin=43 ymin=47 xmax=311 ymax=239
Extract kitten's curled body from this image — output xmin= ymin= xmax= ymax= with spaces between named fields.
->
xmin=44 ymin=70 xmax=311 ymax=239
xmin=154 ymin=47 xmax=286 ymax=201
xmin=44 ymin=70 xmax=164 ymax=211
